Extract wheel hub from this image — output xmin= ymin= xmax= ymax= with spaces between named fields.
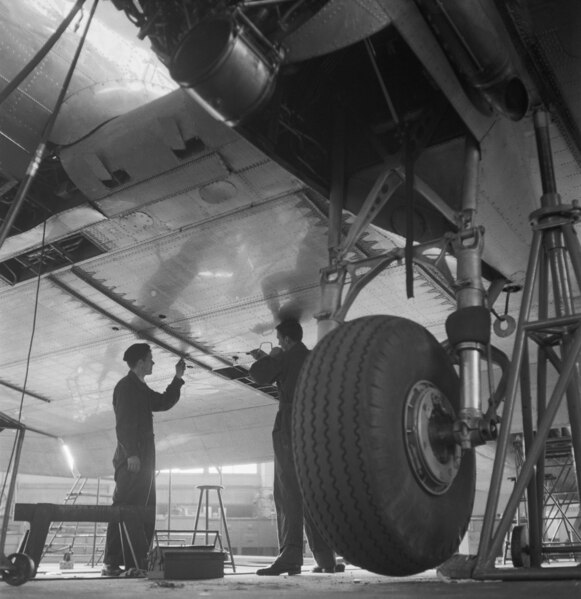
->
xmin=404 ymin=380 xmax=460 ymax=495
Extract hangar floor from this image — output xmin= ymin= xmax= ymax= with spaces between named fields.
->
xmin=3 ymin=557 xmax=581 ymax=598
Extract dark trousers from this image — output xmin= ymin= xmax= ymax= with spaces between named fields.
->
xmin=272 ymin=406 xmax=335 ymax=569
xmin=103 ymin=462 xmax=156 ymax=569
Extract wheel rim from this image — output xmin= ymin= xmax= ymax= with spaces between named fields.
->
xmin=404 ymin=380 xmax=460 ymax=495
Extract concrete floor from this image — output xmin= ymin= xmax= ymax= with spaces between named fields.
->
xmin=3 ymin=557 xmax=581 ymax=598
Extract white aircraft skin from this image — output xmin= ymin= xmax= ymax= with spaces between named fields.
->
xmin=1 ymin=0 xmax=581 ymax=578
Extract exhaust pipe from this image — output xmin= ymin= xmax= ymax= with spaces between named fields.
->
xmin=415 ymin=0 xmax=529 ymax=121
xmin=170 ymin=14 xmax=283 ymax=126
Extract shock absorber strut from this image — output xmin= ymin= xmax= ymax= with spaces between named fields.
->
xmin=446 ymin=136 xmax=494 ymax=449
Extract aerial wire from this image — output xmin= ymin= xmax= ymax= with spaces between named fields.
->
xmin=17 ymin=222 xmax=47 ymax=423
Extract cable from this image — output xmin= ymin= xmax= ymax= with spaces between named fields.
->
xmin=17 ymin=221 xmax=47 ymax=423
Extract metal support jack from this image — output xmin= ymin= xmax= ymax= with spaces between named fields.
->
xmin=470 ymin=109 xmax=581 ymax=580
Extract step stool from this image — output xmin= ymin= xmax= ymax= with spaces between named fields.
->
xmin=192 ymin=485 xmax=235 ymax=572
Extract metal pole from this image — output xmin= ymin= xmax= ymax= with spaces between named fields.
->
xmin=562 ymin=224 xmax=581 ymax=284
xmin=0 ymin=429 xmax=26 ymax=556
xmin=536 ymin=251 xmax=549 ymax=556
xmin=89 ymin=477 xmax=101 ymax=567
xmin=205 ymin=489 xmax=209 ymax=545
xmin=167 ymin=470 xmax=172 ymax=534
xmin=475 ymin=229 xmax=543 ymax=570
xmin=520 ymin=343 xmax=542 ymax=566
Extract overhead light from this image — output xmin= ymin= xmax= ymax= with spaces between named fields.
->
xmin=169 ymin=14 xmax=283 ymax=126
xmin=60 ymin=439 xmax=79 ymax=477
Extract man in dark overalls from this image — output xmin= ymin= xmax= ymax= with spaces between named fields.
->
xmin=250 ymin=319 xmax=342 ymax=575
xmin=102 ymin=343 xmax=185 ymax=576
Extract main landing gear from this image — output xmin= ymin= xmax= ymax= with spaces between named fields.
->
xmin=293 ymin=134 xmax=499 ymax=576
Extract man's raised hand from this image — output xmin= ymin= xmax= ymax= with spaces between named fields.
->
xmin=175 ymin=358 xmax=186 ymax=379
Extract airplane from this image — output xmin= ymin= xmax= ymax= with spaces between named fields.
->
xmin=1 ymin=0 xmax=581 ymax=584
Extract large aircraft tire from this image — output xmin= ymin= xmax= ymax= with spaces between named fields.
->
xmin=292 ymin=315 xmax=475 ymax=576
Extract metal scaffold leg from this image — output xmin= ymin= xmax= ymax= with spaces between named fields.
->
xmin=472 ymin=110 xmax=581 ymax=580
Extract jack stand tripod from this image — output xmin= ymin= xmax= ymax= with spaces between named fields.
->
xmin=472 ymin=110 xmax=581 ymax=580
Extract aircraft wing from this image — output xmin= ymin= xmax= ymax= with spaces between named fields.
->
xmin=1 ymin=0 xmax=580 ymax=478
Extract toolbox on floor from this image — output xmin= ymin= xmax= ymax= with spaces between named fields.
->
xmin=148 ymin=539 xmax=226 ymax=580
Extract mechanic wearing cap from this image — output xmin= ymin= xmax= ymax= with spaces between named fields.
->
xmin=249 ymin=319 xmax=343 ymax=575
xmin=102 ymin=343 xmax=185 ymax=576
